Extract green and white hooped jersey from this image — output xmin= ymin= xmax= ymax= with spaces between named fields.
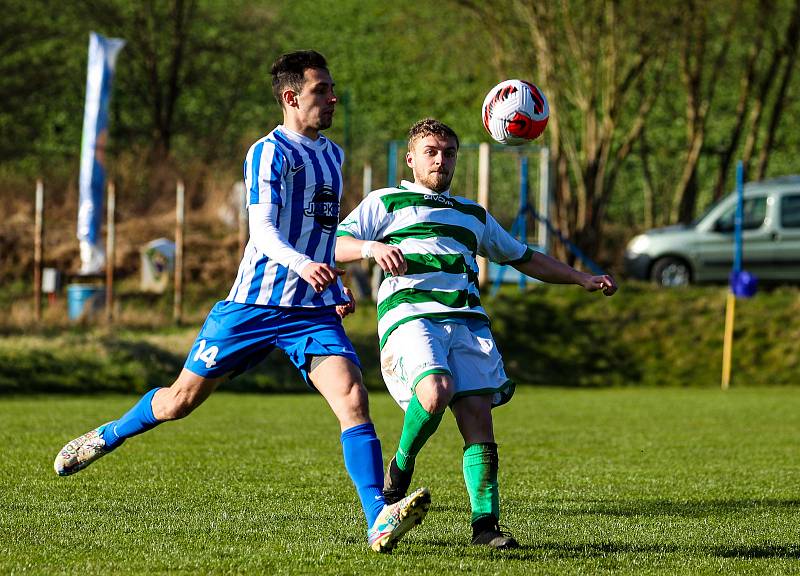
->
xmin=337 ymin=180 xmax=532 ymax=348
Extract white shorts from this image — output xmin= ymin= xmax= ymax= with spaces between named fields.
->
xmin=380 ymin=318 xmax=515 ymax=411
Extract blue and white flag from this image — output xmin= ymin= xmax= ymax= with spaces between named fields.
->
xmin=77 ymin=32 xmax=125 ymax=275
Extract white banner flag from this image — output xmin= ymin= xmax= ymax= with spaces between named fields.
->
xmin=77 ymin=32 xmax=125 ymax=275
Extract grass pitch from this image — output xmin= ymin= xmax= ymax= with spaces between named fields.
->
xmin=2 ymin=387 xmax=800 ymax=575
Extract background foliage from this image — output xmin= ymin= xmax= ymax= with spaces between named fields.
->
xmin=3 ymin=0 xmax=799 ymax=267
xmin=2 ymin=284 xmax=798 ymax=394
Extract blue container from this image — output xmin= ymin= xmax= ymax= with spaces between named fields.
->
xmin=730 ymin=270 xmax=758 ymax=298
xmin=66 ymin=283 xmax=106 ymax=321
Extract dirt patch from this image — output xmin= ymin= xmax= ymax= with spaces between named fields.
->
xmin=1 ymin=179 xmax=243 ymax=286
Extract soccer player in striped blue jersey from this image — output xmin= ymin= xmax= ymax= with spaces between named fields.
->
xmin=336 ymin=118 xmax=617 ymax=548
xmin=53 ymin=51 xmax=429 ymax=553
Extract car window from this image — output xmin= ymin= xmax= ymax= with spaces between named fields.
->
xmin=693 ymin=195 xmax=728 ymax=226
xmin=780 ymin=193 xmax=800 ymax=228
xmin=714 ymin=196 xmax=767 ymax=232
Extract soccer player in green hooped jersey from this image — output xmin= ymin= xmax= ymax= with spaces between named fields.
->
xmin=335 ymin=118 xmax=617 ymax=548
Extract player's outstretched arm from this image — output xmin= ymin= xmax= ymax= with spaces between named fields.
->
xmin=335 ymin=236 xmax=407 ymax=276
xmin=334 ymin=235 xmax=366 ymax=263
xmin=513 ymin=251 xmax=617 ymax=296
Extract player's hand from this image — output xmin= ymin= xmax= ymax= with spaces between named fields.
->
xmin=582 ymin=274 xmax=617 ymax=296
xmin=371 ymin=243 xmax=407 ymax=276
xmin=336 ymin=286 xmax=356 ymax=318
xmin=301 ymin=262 xmax=345 ymax=293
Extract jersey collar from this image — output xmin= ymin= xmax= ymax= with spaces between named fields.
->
xmin=277 ymin=125 xmax=328 ymax=150
xmin=399 ymin=179 xmax=451 ymax=197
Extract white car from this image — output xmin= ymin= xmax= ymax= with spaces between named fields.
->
xmin=625 ymin=176 xmax=800 ymax=286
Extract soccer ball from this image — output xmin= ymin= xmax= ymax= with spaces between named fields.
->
xmin=481 ymin=79 xmax=549 ymax=145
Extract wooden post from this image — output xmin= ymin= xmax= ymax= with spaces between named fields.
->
xmin=105 ymin=181 xmax=116 ymax=322
xmin=236 ymin=180 xmax=247 ymax=256
xmin=33 ymin=179 xmax=44 ymax=322
xmin=174 ymin=180 xmax=185 ymax=324
xmin=538 ymin=147 xmax=551 ymax=253
xmin=477 ymin=143 xmax=491 ymax=290
xmin=362 ymin=162 xmax=373 ymax=199
xmin=722 ymin=161 xmax=745 ymax=390
xmin=361 ymin=162 xmax=375 ymax=289
xmin=721 ymin=292 xmax=735 ymax=390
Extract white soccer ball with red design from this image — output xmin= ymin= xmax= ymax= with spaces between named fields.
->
xmin=481 ymin=79 xmax=549 ymax=145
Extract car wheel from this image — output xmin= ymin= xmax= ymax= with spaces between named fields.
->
xmin=650 ymin=257 xmax=691 ymax=287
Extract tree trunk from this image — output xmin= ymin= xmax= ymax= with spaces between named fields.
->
xmin=755 ymin=0 xmax=800 ymax=179
xmin=671 ymin=2 xmax=737 ymax=223
xmin=713 ymin=0 xmax=770 ymax=199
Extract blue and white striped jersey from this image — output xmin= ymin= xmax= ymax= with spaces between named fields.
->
xmin=227 ymin=125 xmax=348 ymax=308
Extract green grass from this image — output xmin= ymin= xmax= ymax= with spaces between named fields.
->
xmin=3 ymin=387 xmax=800 ymax=575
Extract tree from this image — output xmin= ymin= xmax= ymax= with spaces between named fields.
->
xmin=745 ymin=0 xmax=800 ymax=181
xmin=0 ymin=0 xmax=85 ymax=169
xmin=62 ymin=1 xmax=279 ymax=192
xmin=459 ymin=0 xmax=672 ymax=264
xmin=670 ymin=1 xmax=740 ymax=224
xmin=670 ymin=0 xmax=800 ymax=222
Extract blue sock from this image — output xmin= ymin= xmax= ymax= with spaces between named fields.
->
xmin=101 ymin=388 xmax=163 ymax=449
xmin=340 ymin=422 xmax=386 ymax=528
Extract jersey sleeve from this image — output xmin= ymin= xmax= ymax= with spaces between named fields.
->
xmin=243 ymin=139 xmax=287 ymax=207
xmin=479 ymin=210 xmax=532 ymax=264
xmin=336 ymin=193 xmax=384 ymax=241
xmin=249 ymin=203 xmax=312 ymax=273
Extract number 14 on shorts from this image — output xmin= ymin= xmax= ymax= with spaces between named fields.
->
xmin=194 ymin=339 xmax=219 ymax=369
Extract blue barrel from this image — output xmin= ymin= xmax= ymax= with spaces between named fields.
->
xmin=66 ymin=284 xmax=106 ymax=321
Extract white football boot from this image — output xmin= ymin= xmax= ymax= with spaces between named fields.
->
xmin=54 ymin=423 xmax=113 ymax=476
xmin=367 ymin=486 xmax=430 ymax=553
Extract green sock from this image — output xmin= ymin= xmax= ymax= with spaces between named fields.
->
xmin=463 ymin=442 xmax=500 ymax=524
xmin=395 ymin=395 xmax=445 ymax=471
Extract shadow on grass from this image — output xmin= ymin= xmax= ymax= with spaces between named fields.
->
xmin=423 ymin=500 xmax=800 ymax=560
xmin=416 ymin=537 xmax=800 ymax=560
xmin=533 ymin=542 xmax=800 ymax=559
xmin=713 ymin=544 xmax=800 ymax=558
xmin=529 ymin=497 xmax=800 ymax=518
xmin=414 ymin=538 xmax=681 ymax=556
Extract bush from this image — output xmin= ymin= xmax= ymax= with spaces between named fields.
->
xmin=2 ymin=283 xmax=798 ymax=394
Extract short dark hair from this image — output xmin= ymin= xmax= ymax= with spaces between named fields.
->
xmin=407 ymin=118 xmax=460 ymax=151
xmin=270 ymin=50 xmax=328 ymax=107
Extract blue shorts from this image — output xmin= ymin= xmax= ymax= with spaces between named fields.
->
xmin=184 ymin=301 xmax=361 ymax=387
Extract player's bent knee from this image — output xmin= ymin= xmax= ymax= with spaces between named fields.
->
xmin=416 ymin=374 xmax=454 ymax=413
xmin=334 ymin=380 xmax=371 ymax=426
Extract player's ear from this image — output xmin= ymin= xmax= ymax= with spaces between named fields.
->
xmin=405 ymin=152 xmax=414 ymax=168
xmin=282 ymin=88 xmax=298 ymax=109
